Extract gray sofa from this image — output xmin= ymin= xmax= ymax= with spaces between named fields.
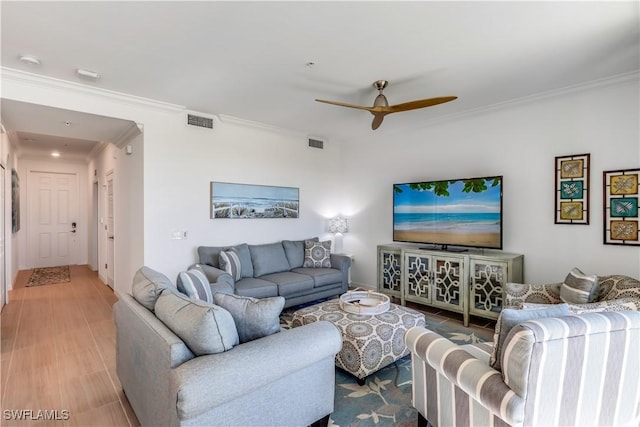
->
xmin=196 ymin=239 xmax=352 ymax=308
xmin=115 ymin=267 xmax=343 ymax=427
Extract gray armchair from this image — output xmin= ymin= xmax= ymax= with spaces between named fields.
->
xmin=405 ymin=311 xmax=640 ymax=427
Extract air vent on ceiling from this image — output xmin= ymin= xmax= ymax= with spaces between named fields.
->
xmin=187 ymin=114 xmax=214 ymax=129
xmin=308 ymin=138 xmax=324 ymax=149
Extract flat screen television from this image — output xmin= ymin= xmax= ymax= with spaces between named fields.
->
xmin=393 ymin=176 xmax=503 ymax=250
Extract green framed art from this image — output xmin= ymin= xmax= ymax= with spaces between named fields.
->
xmin=603 ymin=168 xmax=640 ymax=246
xmin=555 ymin=153 xmax=590 ymax=224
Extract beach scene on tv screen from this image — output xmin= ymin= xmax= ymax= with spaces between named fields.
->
xmin=393 ymin=178 xmax=502 ymax=248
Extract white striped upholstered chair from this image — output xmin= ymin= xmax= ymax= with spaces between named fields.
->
xmin=405 ymin=311 xmax=640 ymax=427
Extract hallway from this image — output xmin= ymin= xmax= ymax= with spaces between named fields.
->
xmin=0 ymin=265 xmax=139 ymax=426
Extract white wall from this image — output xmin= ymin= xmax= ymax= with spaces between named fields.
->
xmin=342 ymin=76 xmax=640 ymax=287
xmin=142 ymin=116 xmax=343 ymax=282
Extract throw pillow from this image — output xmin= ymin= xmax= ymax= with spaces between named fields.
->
xmin=213 ymin=293 xmax=285 ymax=343
xmin=560 ymin=267 xmax=598 ymax=304
xmin=489 ymin=303 xmax=570 ymax=371
xmin=303 ymin=240 xmax=332 ymax=268
xmin=176 ymin=268 xmax=213 ymax=303
xmin=131 ymin=266 xmax=179 ymax=311
xmin=219 ymin=249 xmax=242 ymax=281
xmin=154 ymin=290 xmax=239 ymax=356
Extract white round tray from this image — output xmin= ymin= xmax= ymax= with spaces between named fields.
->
xmin=339 ymin=290 xmax=390 ymax=315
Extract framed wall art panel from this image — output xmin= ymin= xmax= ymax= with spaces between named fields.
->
xmin=555 ymin=153 xmax=589 ymax=224
xmin=603 ymin=168 xmax=639 ymax=246
xmin=210 ymin=182 xmax=299 ymax=219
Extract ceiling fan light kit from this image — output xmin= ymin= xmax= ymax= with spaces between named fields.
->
xmin=316 ymin=80 xmax=457 ymax=130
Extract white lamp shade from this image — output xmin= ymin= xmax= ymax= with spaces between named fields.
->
xmin=328 ymin=217 xmax=348 ymax=234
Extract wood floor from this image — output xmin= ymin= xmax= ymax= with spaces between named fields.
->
xmin=1 ymin=265 xmax=140 ymax=427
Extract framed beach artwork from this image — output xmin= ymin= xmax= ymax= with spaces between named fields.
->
xmin=210 ymin=182 xmax=299 ymax=219
xmin=603 ymin=168 xmax=639 ymax=246
xmin=11 ymin=168 xmax=20 ymax=233
xmin=555 ymin=153 xmax=590 ymax=224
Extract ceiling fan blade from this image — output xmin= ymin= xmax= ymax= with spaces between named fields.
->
xmin=371 ymin=113 xmax=385 ymax=130
xmin=315 ymin=99 xmax=373 ymax=111
xmin=389 ymin=96 xmax=457 ymax=113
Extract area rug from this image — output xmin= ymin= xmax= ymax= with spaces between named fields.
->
xmin=281 ymin=306 xmax=489 ymax=427
xmin=26 ymin=266 xmax=71 ymax=287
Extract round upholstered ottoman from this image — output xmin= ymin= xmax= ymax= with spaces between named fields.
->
xmin=292 ymin=298 xmax=425 ymax=382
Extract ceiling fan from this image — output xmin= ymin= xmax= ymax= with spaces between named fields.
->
xmin=315 ymin=80 xmax=457 ymax=130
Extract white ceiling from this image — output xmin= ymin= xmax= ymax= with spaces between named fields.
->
xmin=1 ymin=1 xmax=638 ymax=149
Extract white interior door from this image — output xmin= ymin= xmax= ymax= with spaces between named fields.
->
xmin=106 ymin=172 xmax=114 ymax=288
xmin=28 ymin=171 xmax=78 ymax=268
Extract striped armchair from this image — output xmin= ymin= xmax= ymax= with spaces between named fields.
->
xmin=504 ymin=274 xmax=640 ymax=312
xmin=405 ymin=311 xmax=640 ymax=427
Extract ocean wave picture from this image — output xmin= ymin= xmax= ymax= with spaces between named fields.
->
xmin=211 ymin=182 xmax=299 ymax=219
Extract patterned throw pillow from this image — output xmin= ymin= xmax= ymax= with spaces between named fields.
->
xmin=489 ymin=304 xmax=570 ymax=372
xmin=303 ymin=240 xmax=332 ymax=268
xmin=176 ymin=269 xmax=213 ymax=303
xmin=219 ymin=249 xmax=242 ymax=281
xmin=560 ymin=267 xmax=598 ymax=304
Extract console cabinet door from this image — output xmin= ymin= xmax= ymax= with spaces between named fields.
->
xmin=431 ymin=255 xmax=466 ymax=315
xmin=403 ymin=251 xmax=432 ymax=305
xmin=469 ymin=259 xmax=507 ymax=320
xmin=377 ymin=246 xmax=402 ymax=298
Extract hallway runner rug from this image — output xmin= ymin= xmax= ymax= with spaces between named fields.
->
xmin=26 ymin=266 xmax=71 ymax=287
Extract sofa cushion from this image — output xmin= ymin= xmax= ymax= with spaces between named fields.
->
xmin=234 ymin=277 xmax=279 ymax=299
xmin=213 ymin=293 xmax=285 ymax=343
xmin=219 ymin=249 xmax=242 ymax=281
xmin=131 ymin=266 xmax=179 ymax=311
xmin=489 ymin=303 xmax=570 ymax=371
xmin=560 ymin=267 xmax=598 ymax=304
xmin=154 ymin=290 xmax=239 ymax=355
xmin=292 ymin=267 xmax=342 ymax=287
xmin=249 ymin=242 xmax=290 ymax=277
xmin=259 ymin=271 xmax=315 ymax=296
xmin=283 ymin=238 xmax=319 ymax=269
xmin=303 ymin=240 xmax=332 ymax=268
xmin=176 ymin=269 xmax=213 ymax=303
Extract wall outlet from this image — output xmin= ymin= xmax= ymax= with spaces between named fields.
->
xmin=171 ymin=230 xmax=188 ymax=240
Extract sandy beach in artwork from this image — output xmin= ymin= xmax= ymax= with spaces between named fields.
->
xmin=393 ymin=231 xmax=501 ymax=248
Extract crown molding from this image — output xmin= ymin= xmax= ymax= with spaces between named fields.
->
xmin=218 ymin=114 xmax=307 ymax=138
xmin=113 ymin=122 xmax=143 ymax=148
xmin=1 ymin=67 xmax=186 ymax=113
xmin=426 ymin=70 xmax=640 ymax=128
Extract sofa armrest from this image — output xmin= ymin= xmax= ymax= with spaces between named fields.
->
xmin=330 ymin=253 xmax=351 ymax=272
xmin=114 ymin=292 xmax=196 ymax=427
xmin=405 ymin=327 xmax=524 ymax=425
xmin=195 ymin=264 xmax=235 ymax=290
xmin=504 ymin=282 xmax=562 ymax=308
xmin=171 ymin=320 xmax=342 ymax=421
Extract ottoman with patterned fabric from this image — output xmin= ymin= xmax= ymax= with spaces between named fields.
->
xmin=292 ymin=299 xmax=425 ymax=381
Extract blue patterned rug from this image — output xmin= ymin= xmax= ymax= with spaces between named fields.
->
xmin=281 ymin=306 xmax=492 ymax=427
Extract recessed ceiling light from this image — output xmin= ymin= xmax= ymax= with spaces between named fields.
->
xmin=19 ymin=55 xmax=41 ymax=66
xmin=51 ymin=151 xmax=61 ymax=158
xmin=76 ymin=68 xmax=100 ymax=81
